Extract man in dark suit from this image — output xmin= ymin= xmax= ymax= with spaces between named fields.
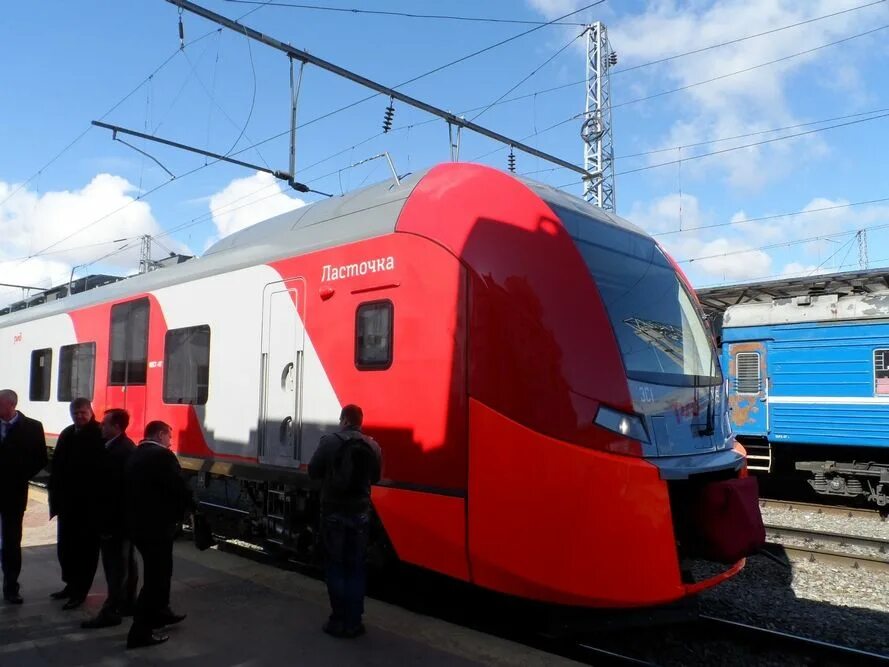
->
xmin=0 ymin=389 xmax=49 ymax=604
xmin=48 ymin=397 xmax=105 ymax=610
xmin=125 ymin=421 xmax=191 ymax=649
xmin=81 ymin=408 xmax=138 ymax=629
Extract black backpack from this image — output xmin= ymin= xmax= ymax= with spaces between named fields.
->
xmin=328 ymin=433 xmax=376 ymax=495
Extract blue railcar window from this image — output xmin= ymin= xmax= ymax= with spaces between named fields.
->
xmin=735 ymin=352 xmax=761 ymax=394
xmin=876 ymin=349 xmax=889 ymax=396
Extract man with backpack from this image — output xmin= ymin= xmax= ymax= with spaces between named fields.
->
xmin=308 ymin=404 xmax=381 ymax=639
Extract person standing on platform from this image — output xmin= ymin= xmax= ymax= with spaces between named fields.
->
xmin=308 ymin=404 xmax=382 ymax=639
xmin=125 ymin=421 xmax=191 ymax=649
xmin=48 ymin=397 xmax=105 ymax=610
xmin=0 ymin=389 xmax=48 ymax=604
xmin=81 ymin=409 xmax=138 ymax=629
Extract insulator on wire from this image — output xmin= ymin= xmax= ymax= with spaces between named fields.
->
xmin=178 ymin=9 xmax=185 ymax=49
xmin=507 ymin=148 xmax=516 ymax=173
xmin=382 ymin=98 xmax=395 ymax=133
xmin=609 ymin=51 xmax=618 ymax=66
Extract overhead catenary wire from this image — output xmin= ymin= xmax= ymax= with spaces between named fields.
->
xmin=166 ymin=0 xmax=606 ymax=178
xmin=697 ymin=254 xmax=889 ymax=287
xmin=395 ymin=0 xmax=889 ymax=129
xmin=221 ymin=0 xmax=592 ymax=26
xmin=476 ymin=18 xmax=889 ymax=163
xmin=655 ymin=196 xmax=889 ymax=237
xmin=0 ymin=28 xmax=222 ymax=211
xmin=469 ymin=30 xmax=586 ymax=123
xmin=676 ymin=222 xmax=889 ymax=265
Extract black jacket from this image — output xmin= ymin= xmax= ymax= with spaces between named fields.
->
xmin=308 ymin=427 xmax=382 ymax=515
xmin=48 ymin=420 xmax=105 ymax=519
xmin=97 ymin=434 xmax=136 ymax=536
xmin=0 ymin=412 xmax=48 ymax=513
xmin=125 ymin=441 xmax=192 ymax=541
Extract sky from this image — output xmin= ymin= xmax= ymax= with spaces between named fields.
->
xmin=2 ymin=0 xmax=889 ymax=307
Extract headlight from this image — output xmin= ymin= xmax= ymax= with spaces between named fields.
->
xmin=594 ymin=405 xmax=649 ymax=443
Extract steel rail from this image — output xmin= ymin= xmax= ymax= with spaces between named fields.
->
xmin=760 ymin=497 xmax=884 ymax=520
xmin=764 ymin=523 xmax=889 ymax=554
xmin=700 ymin=615 xmax=889 ymax=664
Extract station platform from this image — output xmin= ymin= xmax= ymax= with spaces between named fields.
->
xmin=2 ymin=488 xmax=571 ymax=666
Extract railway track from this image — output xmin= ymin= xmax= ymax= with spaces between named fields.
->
xmin=760 ymin=497 xmax=885 ymax=520
xmin=698 ymin=615 xmax=889 ymax=665
xmin=763 ymin=522 xmax=889 ymax=572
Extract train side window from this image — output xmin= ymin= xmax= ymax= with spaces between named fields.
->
xmin=109 ymin=298 xmax=150 ymax=385
xmin=58 ymin=343 xmax=96 ymax=401
xmin=356 ymin=300 xmax=393 ymax=370
xmin=735 ymin=352 xmax=761 ymax=394
xmin=875 ymin=349 xmax=889 ymax=396
xmin=163 ymin=325 xmax=211 ymax=405
xmin=29 ymin=348 xmax=53 ymax=402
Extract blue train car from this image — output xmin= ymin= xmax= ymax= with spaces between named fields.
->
xmin=722 ymin=292 xmax=889 ymax=508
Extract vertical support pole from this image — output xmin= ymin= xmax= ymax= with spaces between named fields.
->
xmin=448 ymin=122 xmax=463 ymax=162
xmin=289 ymin=57 xmax=306 ymax=187
xmin=583 ymin=22 xmax=616 ymax=211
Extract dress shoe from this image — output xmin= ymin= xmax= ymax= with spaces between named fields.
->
xmin=3 ymin=592 xmax=23 ymax=605
xmin=322 ymin=619 xmax=345 ymax=637
xmin=49 ymin=587 xmax=70 ymax=600
xmin=151 ymin=610 xmax=186 ymax=628
xmin=62 ymin=596 xmax=86 ymax=610
xmin=342 ymin=623 xmax=366 ymax=639
xmin=82 ymin=614 xmax=122 ymax=629
xmin=126 ymin=632 xmax=169 ymax=649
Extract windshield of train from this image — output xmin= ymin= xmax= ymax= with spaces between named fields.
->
xmin=551 ymin=204 xmax=721 ymax=387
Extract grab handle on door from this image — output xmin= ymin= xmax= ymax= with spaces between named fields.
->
xmin=279 ymin=416 xmax=293 ymax=445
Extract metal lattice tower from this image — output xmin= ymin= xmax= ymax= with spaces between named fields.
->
xmin=139 ymin=235 xmax=154 ymax=274
xmin=582 ymin=22 xmax=616 ymax=211
xmin=857 ymin=229 xmax=869 ymax=269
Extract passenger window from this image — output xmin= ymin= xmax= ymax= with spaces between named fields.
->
xmin=876 ymin=349 xmax=889 ymax=396
xmin=109 ymin=298 xmax=149 ymax=385
xmin=163 ymin=325 xmax=211 ymax=405
xmin=356 ymin=301 xmax=393 ymax=370
xmin=58 ymin=343 xmax=96 ymax=401
xmin=735 ymin=352 xmax=761 ymax=394
xmin=30 ymin=348 xmax=53 ymax=401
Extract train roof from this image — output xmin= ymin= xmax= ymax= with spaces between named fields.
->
xmin=0 ymin=163 xmax=643 ymax=327
xmin=723 ymin=291 xmax=889 ymax=327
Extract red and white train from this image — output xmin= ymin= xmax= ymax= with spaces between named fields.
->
xmin=1 ymin=163 xmax=750 ymax=608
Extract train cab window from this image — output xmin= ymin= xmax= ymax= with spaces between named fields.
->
xmin=875 ymin=349 xmax=889 ymax=396
xmin=356 ymin=301 xmax=393 ymax=370
xmin=735 ymin=352 xmax=761 ymax=394
xmin=163 ymin=325 xmax=211 ymax=405
xmin=29 ymin=348 xmax=52 ymax=401
xmin=58 ymin=343 xmax=96 ymax=401
xmin=109 ymin=298 xmax=149 ymax=385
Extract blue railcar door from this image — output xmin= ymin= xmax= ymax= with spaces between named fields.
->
xmin=727 ymin=341 xmax=769 ymax=438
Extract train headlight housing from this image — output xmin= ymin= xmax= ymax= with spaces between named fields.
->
xmin=594 ymin=405 xmax=649 ymax=443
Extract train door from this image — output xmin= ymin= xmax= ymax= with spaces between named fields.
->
xmin=258 ymin=279 xmax=305 ymax=467
xmin=106 ymin=298 xmax=149 ymax=433
xmin=727 ymin=341 xmax=770 ymax=469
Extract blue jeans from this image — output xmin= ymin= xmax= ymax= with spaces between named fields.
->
xmin=322 ymin=512 xmax=370 ymax=630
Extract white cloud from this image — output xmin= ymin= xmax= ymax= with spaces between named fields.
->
xmin=209 ymin=171 xmax=306 ymax=239
xmin=0 ymin=174 xmax=171 ymax=307
xmin=627 ymin=191 xmax=889 ymax=285
xmin=529 ymin=0 xmax=884 ymax=189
